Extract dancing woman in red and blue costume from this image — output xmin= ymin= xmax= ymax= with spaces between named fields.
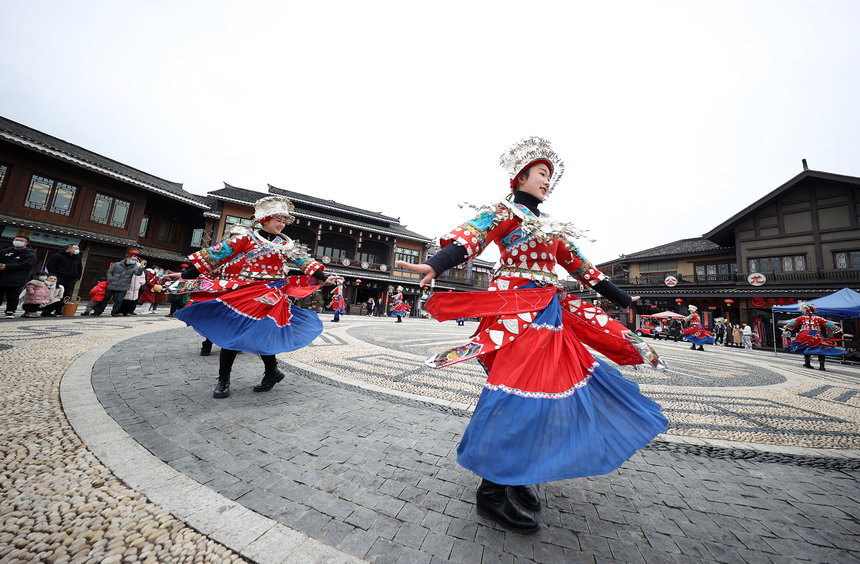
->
xmin=390 ymin=285 xmax=410 ymax=322
xmin=782 ymin=301 xmax=849 ymax=371
xmin=165 ymin=196 xmax=342 ymax=398
xmin=682 ymin=304 xmax=716 ymax=351
xmin=329 ymin=280 xmax=346 ymax=322
xmin=398 ymin=137 xmax=667 ymax=535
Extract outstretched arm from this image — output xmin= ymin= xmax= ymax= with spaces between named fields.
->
xmin=395 ymin=261 xmax=437 ymax=287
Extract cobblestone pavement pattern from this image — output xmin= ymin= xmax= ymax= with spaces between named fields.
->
xmin=0 ymin=317 xmax=247 ymax=563
xmin=2 ymin=315 xmax=859 ymax=563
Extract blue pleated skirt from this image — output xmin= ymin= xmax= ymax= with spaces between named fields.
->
xmin=457 ymin=361 xmax=668 ymax=485
xmin=175 ymin=280 xmax=323 ymax=355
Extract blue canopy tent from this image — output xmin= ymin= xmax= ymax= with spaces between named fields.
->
xmin=771 ymin=288 xmax=860 ymax=356
xmin=772 ymin=287 xmax=860 ymax=319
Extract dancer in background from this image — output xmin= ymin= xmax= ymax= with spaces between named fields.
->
xmin=782 ymin=301 xmax=849 ymax=371
xmin=329 ymin=279 xmax=346 ymax=322
xmin=390 ymin=285 xmax=410 ymax=322
xmin=165 ymin=196 xmax=342 ymax=398
xmin=682 ymin=305 xmax=715 ymax=351
xmin=398 ymin=136 xmax=667 ymax=535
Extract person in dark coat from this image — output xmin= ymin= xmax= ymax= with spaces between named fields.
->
xmin=45 ymin=244 xmax=83 ymax=300
xmin=91 ymin=253 xmax=146 ymax=316
xmin=0 ymin=235 xmax=38 ymax=318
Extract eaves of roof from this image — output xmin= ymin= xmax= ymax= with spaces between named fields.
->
xmin=0 ymin=213 xmax=138 ymax=248
xmin=292 ymin=209 xmax=432 ymax=242
xmin=136 ymin=245 xmax=189 ymax=263
xmin=598 ymin=238 xmax=734 ymax=268
xmin=268 ymin=184 xmax=399 ymax=223
xmin=0 ymin=117 xmax=209 ymax=209
xmin=703 ymin=169 xmax=860 ymax=245
xmin=208 ymin=185 xmax=432 ymax=242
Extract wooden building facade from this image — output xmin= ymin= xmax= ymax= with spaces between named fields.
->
xmin=0 ymin=116 xmax=210 ymax=298
xmin=587 ymin=168 xmax=860 ymax=347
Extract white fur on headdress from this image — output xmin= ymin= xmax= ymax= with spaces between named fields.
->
xmin=798 ymin=301 xmax=816 ymax=314
xmin=688 ymin=305 xmax=697 ymax=312
xmin=396 ymin=286 xmax=403 ymax=292
xmin=225 ymin=224 xmax=250 ymax=240
xmin=253 ymin=195 xmax=295 ymax=223
xmin=499 ymin=136 xmax=565 ymax=197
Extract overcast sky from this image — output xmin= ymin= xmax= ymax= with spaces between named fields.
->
xmin=2 ymin=1 xmax=859 ymax=267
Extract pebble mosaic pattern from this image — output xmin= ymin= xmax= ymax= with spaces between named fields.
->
xmin=326 ymin=318 xmax=860 ymax=450
xmin=0 ymin=316 xmax=247 ymax=563
xmin=2 ymin=313 xmax=859 ymax=563
xmin=94 ymin=322 xmax=860 ymax=563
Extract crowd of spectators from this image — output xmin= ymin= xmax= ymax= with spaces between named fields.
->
xmin=0 ymin=240 xmax=173 ymax=319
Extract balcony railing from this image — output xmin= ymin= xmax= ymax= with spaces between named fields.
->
xmin=611 ymin=269 xmax=860 ymax=286
xmin=317 ymin=255 xmax=390 ymax=272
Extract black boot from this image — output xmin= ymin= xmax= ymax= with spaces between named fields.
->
xmin=476 ymin=479 xmax=539 ymax=535
xmin=690 ymin=343 xmax=696 ymax=350
xmin=200 ymin=339 xmax=212 ymax=357
xmin=510 ymin=485 xmax=541 ymax=512
xmin=697 ymin=345 xmax=704 ymax=351
xmin=819 ymin=356 xmax=826 ymax=371
xmin=803 ymin=356 xmax=813 ymax=369
xmin=254 ymin=364 xmax=285 ymax=392
xmin=213 ymin=373 xmax=230 ymax=398
xmin=396 ymin=316 xmax=402 ymax=323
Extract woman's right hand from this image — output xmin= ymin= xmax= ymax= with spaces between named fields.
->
xmin=395 ymin=261 xmax=437 ymax=286
xmin=162 ymin=272 xmax=181 ymax=281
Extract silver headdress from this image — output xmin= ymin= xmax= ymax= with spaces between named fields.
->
xmin=499 ymin=136 xmax=565 ymax=197
xmin=798 ymin=301 xmax=816 ymax=314
xmin=253 ymin=195 xmax=296 ymax=224
xmin=688 ymin=304 xmax=697 ymax=312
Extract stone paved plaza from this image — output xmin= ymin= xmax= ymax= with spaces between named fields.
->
xmin=1 ymin=314 xmax=859 ymax=563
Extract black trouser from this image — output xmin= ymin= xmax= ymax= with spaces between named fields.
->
xmin=41 ymin=301 xmax=64 ymax=315
xmin=219 ymin=349 xmax=277 ymax=376
xmin=56 ymin=276 xmax=76 ymax=300
xmin=0 ymin=285 xmax=22 ymax=314
xmin=92 ymin=289 xmax=127 ymax=315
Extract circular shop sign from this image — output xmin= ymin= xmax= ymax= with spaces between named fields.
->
xmin=664 ymin=275 xmax=678 ymax=287
xmin=747 ymin=272 xmax=767 ymax=286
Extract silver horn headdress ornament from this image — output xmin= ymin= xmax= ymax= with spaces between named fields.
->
xmin=499 ymin=136 xmax=565 ymax=198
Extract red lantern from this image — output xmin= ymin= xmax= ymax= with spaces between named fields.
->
xmin=355 ymin=279 xmax=361 ymax=285
xmin=724 ymin=298 xmax=734 ymax=305
xmin=675 ymin=298 xmax=683 ymax=304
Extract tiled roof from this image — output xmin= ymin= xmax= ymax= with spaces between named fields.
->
xmin=0 ymin=213 xmax=137 ymax=248
xmin=599 ymin=237 xmax=733 ymax=267
xmin=136 ymin=245 xmax=190 ymax=263
xmin=0 ymin=116 xmax=209 ymax=209
xmin=268 ymin=184 xmax=399 ymax=223
xmin=209 ymin=183 xmax=432 ymax=242
xmin=703 ymin=169 xmax=860 ymax=246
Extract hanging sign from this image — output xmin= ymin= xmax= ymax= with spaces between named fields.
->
xmin=664 ymin=275 xmax=678 ymax=287
xmin=747 ymin=273 xmax=767 ymax=286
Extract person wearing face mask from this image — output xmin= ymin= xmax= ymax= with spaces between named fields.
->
xmin=0 ymin=236 xmax=38 ymax=318
xmin=19 ymin=273 xmax=52 ymax=318
xmin=90 ymin=251 xmax=146 ymax=317
xmin=45 ymin=244 xmax=83 ymax=300
xmin=38 ymin=274 xmax=65 ymax=317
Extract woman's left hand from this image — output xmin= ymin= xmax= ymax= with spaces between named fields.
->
xmin=324 ymin=275 xmax=344 ymax=285
xmin=162 ymin=272 xmax=181 ymax=281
